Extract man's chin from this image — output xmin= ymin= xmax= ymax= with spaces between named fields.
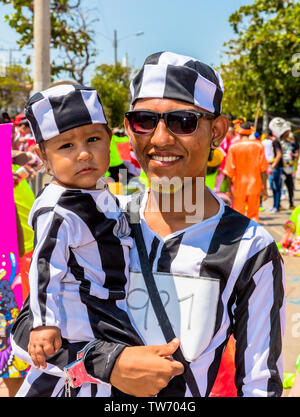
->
xmin=149 ymin=175 xmax=183 ymax=194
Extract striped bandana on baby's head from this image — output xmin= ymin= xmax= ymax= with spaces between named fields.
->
xmin=25 ymin=84 xmax=107 ymax=144
xmin=130 ymin=51 xmax=224 ymax=115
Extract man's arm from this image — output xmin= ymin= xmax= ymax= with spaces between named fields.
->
xmin=12 ymin=297 xmax=184 ymax=395
xmin=261 ymin=171 xmax=268 ymax=201
xmin=233 ymin=243 xmax=285 ymax=397
xmin=269 ymin=148 xmax=282 ymax=173
xmin=225 ymin=175 xmax=233 ymax=201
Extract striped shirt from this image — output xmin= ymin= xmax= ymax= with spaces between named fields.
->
xmin=25 ymin=182 xmax=142 ymax=346
xmin=12 ymin=189 xmax=285 ymax=397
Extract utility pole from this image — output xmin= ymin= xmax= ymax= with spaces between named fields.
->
xmin=262 ymin=95 xmax=268 ymax=132
xmin=113 ymin=29 xmax=118 ymax=65
xmin=33 ymin=0 xmax=51 ymax=93
xmin=0 ymin=47 xmax=20 ymax=67
xmin=99 ymin=30 xmax=144 ymax=66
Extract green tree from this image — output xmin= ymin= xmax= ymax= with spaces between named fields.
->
xmin=219 ymin=0 xmax=300 ymax=119
xmin=90 ymin=63 xmax=132 ymax=128
xmin=0 ymin=0 xmax=97 ymax=83
xmin=219 ymin=56 xmax=260 ymax=120
xmin=0 ymin=63 xmax=32 ymax=113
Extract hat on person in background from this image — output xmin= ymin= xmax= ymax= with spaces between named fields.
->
xmin=232 ymin=118 xmax=245 ymax=125
xmin=129 ymin=51 xmax=224 ymax=115
xmin=269 ymin=117 xmax=291 ymax=139
xmin=25 ymin=84 xmax=107 ymax=144
xmin=236 ymin=121 xmax=254 ymax=136
xmin=13 ymin=113 xmax=26 ymax=126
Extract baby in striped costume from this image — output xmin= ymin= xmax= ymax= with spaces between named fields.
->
xmin=16 ymin=84 xmax=143 ymax=393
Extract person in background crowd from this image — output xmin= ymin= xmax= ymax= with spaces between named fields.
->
xmin=214 ymin=124 xmax=239 ymax=193
xmin=268 ymin=118 xmax=285 ymax=213
xmin=232 ymin=118 xmax=244 ymax=138
xmin=106 ymin=128 xmax=130 ymax=183
xmin=2 ymin=112 xmax=11 ymax=123
xmin=269 ymin=117 xmax=293 ymax=212
xmin=12 ymin=151 xmax=36 ymax=302
xmin=262 ymin=129 xmax=275 ymax=208
xmin=12 ymin=117 xmax=42 ymax=184
xmin=17 ymin=119 xmax=36 ymax=151
xmin=14 ymin=118 xmax=34 ymax=152
xmin=223 ymin=121 xmax=268 ymax=223
xmin=281 ymin=127 xmax=295 ymax=210
xmin=0 ymin=121 xmax=30 ymax=397
xmin=278 ymin=205 xmax=300 ymax=257
xmin=262 ymin=128 xmax=275 ymax=164
xmin=288 ymin=132 xmax=299 ymax=181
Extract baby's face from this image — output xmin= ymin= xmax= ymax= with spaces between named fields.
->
xmin=39 ymin=123 xmax=111 ymax=190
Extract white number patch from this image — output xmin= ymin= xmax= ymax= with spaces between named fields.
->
xmin=127 ymin=271 xmax=220 ymax=362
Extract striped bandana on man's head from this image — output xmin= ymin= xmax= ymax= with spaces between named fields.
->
xmin=130 ymin=51 xmax=224 ymax=115
xmin=25 ymin=84 xmax=107 ymax=144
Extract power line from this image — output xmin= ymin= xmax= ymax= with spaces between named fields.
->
xmin=0 ymin=47 xmax=32 ymax=66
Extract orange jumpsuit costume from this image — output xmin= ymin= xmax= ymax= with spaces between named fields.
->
xmin=224 ymin=137 xmax=268 ymax=223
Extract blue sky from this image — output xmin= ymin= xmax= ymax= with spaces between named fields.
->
xmin=0 ymin=0 xmax=254 ymax=82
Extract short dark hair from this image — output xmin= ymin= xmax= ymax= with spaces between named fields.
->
xmin=19 ymin=119 xmax=30 ymax=128
xmin=264 ymin=128 xmax=272 ymax=136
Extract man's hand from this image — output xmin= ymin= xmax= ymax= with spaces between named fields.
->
xmin=28 ymin=326 xmax=62 ymax=369
xmin=262 ymin=189 xmax=268 ymax=201
xmin=110 ymin=338 xmax=185 ymax=397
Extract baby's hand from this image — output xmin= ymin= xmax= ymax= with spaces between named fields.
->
xmin=28 ymin=326 xmax=62 ymax=369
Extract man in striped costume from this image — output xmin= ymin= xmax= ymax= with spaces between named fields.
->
xmin=12 ymin=52 xmax=285 ymax=397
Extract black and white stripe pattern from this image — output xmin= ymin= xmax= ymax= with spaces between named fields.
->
xmin=130 ymin=51 xmax=224 ymax=115
xmin=25 ymin=183 xmax=143 ymax=348
xmin=25 ymin=84 xmax=107 ymax=143
xmin=126 ymin=191 xmax=285 ymax=397
xmin=12 ymin=190 xmax=285 ymax=397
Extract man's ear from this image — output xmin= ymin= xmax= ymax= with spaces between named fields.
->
xmin=124 ymin=117 xmax=133 ymax=145
xmin=211 ymin=115 xmax=229 ymax=147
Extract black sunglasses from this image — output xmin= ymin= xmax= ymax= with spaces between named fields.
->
xmin=125 ymin=110 xmax=216 ymax=136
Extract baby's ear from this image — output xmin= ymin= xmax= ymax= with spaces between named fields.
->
xmin=35 ymin=143 xmax=48 ymax=167
xmin=35 ymin=144 xmax=43 ymax=159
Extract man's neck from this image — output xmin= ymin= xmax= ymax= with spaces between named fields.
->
xmin=144 ymin=185 xmax=220 ymax=238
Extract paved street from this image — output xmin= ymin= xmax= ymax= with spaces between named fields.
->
xmin=1 ymin=174 xmax=299 ymax=397
xmin=260 ymin=175 xmax=300 ymax=376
